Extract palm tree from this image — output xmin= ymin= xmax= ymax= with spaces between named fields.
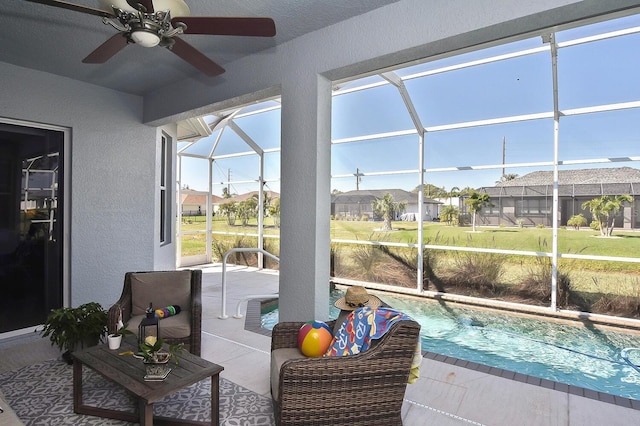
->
xmin=218 ymin=201 xmax=238 ymax=225
xmin=440 ymin=205 xmax=460 ymax=226
xmin=464 ymin=190 xmax=492 ymax=232
xmin=237 ymin=199 xmax=257 ymax=226
xmin=581 ymin=194 xmax=632 ymax=237
xmin=496 ymin=173 xmax=519 ymax=184
xmin=371 ymin=193 xmax=407 ymax=231
xmin=448 ymin=186 xmax=460 ymax=206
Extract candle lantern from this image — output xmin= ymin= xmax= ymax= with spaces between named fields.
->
xmin=138 ymin=303 xmax=159 ymax=345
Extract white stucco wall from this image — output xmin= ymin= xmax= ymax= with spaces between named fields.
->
xmin=0 ymin=61 xmax=169 ymax=309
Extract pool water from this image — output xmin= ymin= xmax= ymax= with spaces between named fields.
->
xmin=261 ymin=289 xmax=640 ymax=400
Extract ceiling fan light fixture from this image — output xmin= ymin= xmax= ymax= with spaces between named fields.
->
xmin=130 ymin=29 xmax=161 ymax=47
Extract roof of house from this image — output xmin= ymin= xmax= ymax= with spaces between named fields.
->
xmin=495 ymin=167 xmax=640 ymax=187
xmin=218 ymin=191 xmax=280 ymax=203
xmin=180 ymin=191 xmax=226 ymax=205
xmin=481 ymin=167 xmax=640 ymax=197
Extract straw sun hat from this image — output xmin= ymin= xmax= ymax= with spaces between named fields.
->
xmin=334 ymin=286 xmax=382 ymax=311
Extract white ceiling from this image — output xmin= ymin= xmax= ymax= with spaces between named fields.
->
xmin=0 ymin=0 xmax=399 ymax=96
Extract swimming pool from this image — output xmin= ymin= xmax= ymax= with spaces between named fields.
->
xmin=261 ymin=288 xmax=640 ymax=401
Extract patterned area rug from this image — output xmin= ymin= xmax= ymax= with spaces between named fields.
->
xmin=0 ymin=360 xmax=274 ymax=425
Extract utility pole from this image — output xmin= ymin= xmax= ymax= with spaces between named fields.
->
xmin=227 ymin=168 xmax=231 ymax=195
xmin=355 ymin=168 xmax=364 ymax=191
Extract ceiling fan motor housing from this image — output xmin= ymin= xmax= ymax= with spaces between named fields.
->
xmin=98 ymin=0 xmax=191 ymax=17
xmin=109 ymin=8 xmax=185 ymax=47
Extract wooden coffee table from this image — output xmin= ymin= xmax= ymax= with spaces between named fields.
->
xmin=72 ymin=338 xmax=223 ymax=425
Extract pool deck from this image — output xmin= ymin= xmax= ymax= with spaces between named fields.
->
xmin=203 ymin=264 xmax=640 ymax=425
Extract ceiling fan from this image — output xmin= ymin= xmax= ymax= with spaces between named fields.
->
xmin=25 ymin=0 xmax=276 ymax=76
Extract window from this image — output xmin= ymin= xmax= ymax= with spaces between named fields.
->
xmin=516 ymin=199 xmax=551 ymax=216
xmin=160 ymin=133 xmax=172 ymax=245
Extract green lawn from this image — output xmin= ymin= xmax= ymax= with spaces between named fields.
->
xmin=331 ymin=220 xmax=640 ymax=258
xmin=181 ymin=216 xmax=281 ymax=235
xmin=182 ymin=217 xmax=640 ymax=260
xmin=179 ymin=218 xmax=640 ymax=300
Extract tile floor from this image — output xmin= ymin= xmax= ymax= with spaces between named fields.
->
xmin=197 ymin=263 xmax=640 ymax=426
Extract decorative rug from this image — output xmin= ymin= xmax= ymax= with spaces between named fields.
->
xmin=0 ymin=360 xmax=274 ymax=425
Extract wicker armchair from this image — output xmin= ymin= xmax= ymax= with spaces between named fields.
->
xmin=107 ymin=270 xmax=202 ymax=356
xmin=270 ymin=318 xmax=421 ymax=426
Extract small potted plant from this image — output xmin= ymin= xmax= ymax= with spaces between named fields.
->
xmin=136 ymin=335 xmax=184 ymax=379
xmin=38 ymin=302 xmax=108 ymax=364
xmin=138 ymin=335 xmax=183 ymax=364
xmin=107 ymin=320 xmax=134 ymax=350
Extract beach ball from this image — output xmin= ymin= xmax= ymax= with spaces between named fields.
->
xmin=297 ymin=321 xmax=333 ymax=357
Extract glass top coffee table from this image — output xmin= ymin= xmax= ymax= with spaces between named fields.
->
xmin=72 ymin=338 xmax=224 ymax=425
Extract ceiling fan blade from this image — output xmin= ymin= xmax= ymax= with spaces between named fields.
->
xmin=127 ymin=0 xmax=154 ymax=13
xmin=171 ymin=17 xmax=276 ymax=37
xmin=170 ymin=37 xmax=225 ymax=76
xmin=82 ymin=34 xmax=129 ymax=64
xmin=25 ymin=0 xmax=114 ymax=18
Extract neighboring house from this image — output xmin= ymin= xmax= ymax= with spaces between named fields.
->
xmin=331 ymin=189 xmax=441 ymax=221
xmin=476 ymin=167 xmax=640 ymax=228
xmin=180 ymin=190 xmax=280 ymax=216
xmin=180 ymin=191 xmax=224 ymax=216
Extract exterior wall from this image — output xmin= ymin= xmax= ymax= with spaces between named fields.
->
xmin=478 ymin=196 xmax=634 ymax=228
xmin=403 ymin=203 xmax=438 ymax=221
xmin=0 ymin=61 xmax=163 ymax=310
xmin=333 ymin=201 xmax=439 ymax=221
xmin=333 ymin=203 xmax=373 ymax=219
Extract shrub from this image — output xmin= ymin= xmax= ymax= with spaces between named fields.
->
xmin=592 ymin=294 xmax=640 ymax=318
xmin=262 ymin=238 xmax=281 ymax=270
xmin=350 ymin=244 xmax=386 ymax=282
xmin=438 ymin=251 xmax=504 ymax=293
xmin=590 ymin=220 xmax=600 ymax=231
xmin=378 ymin=245 xmax=439 ymax=289
xmin=440 ymin=205 xmax=460 ymax=226
xmin=567 ymin=214 xmax=587 ymax=230
xmin=590 ymin=277 xmax=640 ymax=317
xmin=212 ymin=235 xmax=260 ymax=265
xmin=516 ymin=218 xmax=526 ymax=228
xmin=517 ymin=259 xmax=575 ymax=308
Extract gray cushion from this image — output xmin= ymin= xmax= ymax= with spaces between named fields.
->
xmin=270 ymin=348 xmax=306 ymax=402
xmin=126 ymin=311 xmax=191 ymax=339
xmin=130 ymin=270 xmax=191 ymax=316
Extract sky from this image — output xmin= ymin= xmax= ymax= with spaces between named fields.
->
xmin=179 ymin=12 xmax=640 ymax=197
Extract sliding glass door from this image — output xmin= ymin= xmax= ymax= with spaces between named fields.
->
xmin=0 ymin=122 xmax=64 ymax=333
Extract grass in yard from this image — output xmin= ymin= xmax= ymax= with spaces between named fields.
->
xmin=180 ymin=218 xmax=640 ymax=309
xmin=331 ymin=220 xmax=640 ymax=264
